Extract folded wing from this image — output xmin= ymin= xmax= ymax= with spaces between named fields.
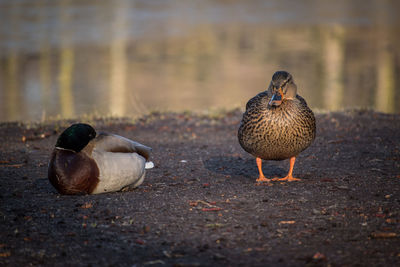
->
xmin=94 ymin=132 xmax=152 ymax=160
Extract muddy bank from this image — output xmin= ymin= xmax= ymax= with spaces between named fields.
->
xmin=0 ymin=110 xmax=399 ymax=266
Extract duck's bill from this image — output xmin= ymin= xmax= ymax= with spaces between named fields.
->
xmin=268 ymin=91 xmax=283 ymax=107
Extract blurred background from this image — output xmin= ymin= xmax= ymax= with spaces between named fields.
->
xmin=0 ymin=0 xmax=399 ymax=122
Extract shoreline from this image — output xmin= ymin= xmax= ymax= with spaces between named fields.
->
xmin=1 ymin=107 xmax=398 ymax=127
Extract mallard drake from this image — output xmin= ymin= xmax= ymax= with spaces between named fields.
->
xmin=238 ymin=71 xmax=316 ymax=182
xmin=48 ymin=123 xmax=152 ymax=194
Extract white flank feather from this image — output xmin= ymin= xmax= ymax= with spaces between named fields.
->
xmin=145 ymin=161 xmax=154 ymax=169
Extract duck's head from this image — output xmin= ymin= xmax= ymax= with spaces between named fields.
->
xmin=56 ymin=123 xmax=96 ymax=152
xmin=268 ymin=71 xmax=297 ymax=107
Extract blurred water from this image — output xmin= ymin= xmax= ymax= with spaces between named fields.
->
xmin=0 ymin=0 xmax=399 ymax=122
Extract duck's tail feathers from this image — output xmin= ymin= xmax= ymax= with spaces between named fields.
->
xmin=145 ymin=161 xmax=154 ymax=169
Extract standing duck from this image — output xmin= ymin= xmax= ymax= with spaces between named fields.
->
xmin=238 ymin=71 xmax=316 ymax=182
xmin=48 ymin=123 xmax=152 ymax=194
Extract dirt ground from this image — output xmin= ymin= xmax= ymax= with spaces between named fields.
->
xmin=0 ymin=110 xmax=399 ymax=266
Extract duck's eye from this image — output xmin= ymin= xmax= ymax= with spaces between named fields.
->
xmin=281 ymin=83 xmax=287 ymax=92
xmin=282 ymin=77 xmax=291 ymax=87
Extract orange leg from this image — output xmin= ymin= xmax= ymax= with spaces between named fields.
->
xmin=256 ymin=157 xmax=271 ymax=182
xmin=272 ymin=156 xmax=301 ymax=181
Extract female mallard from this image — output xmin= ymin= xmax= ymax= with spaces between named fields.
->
xmin=48 ymin=123 xmax=152 ymax=194
xmin=238 ymin=71 xmax=316 ymax=182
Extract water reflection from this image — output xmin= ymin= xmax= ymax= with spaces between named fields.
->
xmin=0 ymin=0 xmax=399 ymax=122
xmin=4 ymin=49 xmax=19 ymax=120
xmin=58 ymin=0 xmax=75 ymax=118
xmin=322 ymin=25 xmax=345 ymax=111
xmin=376 ymin=25 xmax=396 ymax=113
xmin=3 ymin=2 xmax=21 ymax=120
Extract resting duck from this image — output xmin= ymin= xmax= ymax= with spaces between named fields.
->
xmin=238 ymin=71 xmax=316 ymax=182
xmin=48 ymin=123 xmax=152 ymax=194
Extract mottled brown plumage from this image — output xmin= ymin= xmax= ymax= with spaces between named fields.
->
xmin=238 ymin=71 xmax=316 ymax=182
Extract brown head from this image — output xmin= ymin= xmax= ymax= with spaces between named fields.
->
xmin=268 ymin=71 xmax=297 ymax=107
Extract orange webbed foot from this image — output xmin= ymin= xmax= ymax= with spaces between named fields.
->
xmin=255 ymin=157 xmax=271 ymax=183
xmin=271 ymin=156 xmax=301 ymax=182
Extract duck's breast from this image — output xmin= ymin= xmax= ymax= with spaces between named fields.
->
xmin=90 ymin=151 xmax=146 ymax=194
xmin=239 ymin=97 xmax=315 ymax=160
xmin=48 ymin=149 xmax=100 ymax=195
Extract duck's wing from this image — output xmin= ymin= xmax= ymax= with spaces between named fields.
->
xmin=296 ymin=94 xmax=309 ymax=106
xmin=93 ymin=132 xmax=151 ymax=160
xmin=245 ymin=91 xmax=269 ymax=110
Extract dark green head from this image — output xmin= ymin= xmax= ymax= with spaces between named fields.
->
xmin=56 ymin=123 xmax=96 ymax=152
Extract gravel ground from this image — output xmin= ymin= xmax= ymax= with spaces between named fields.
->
xmin=0 ymin=110 xmax=400 ymax=266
